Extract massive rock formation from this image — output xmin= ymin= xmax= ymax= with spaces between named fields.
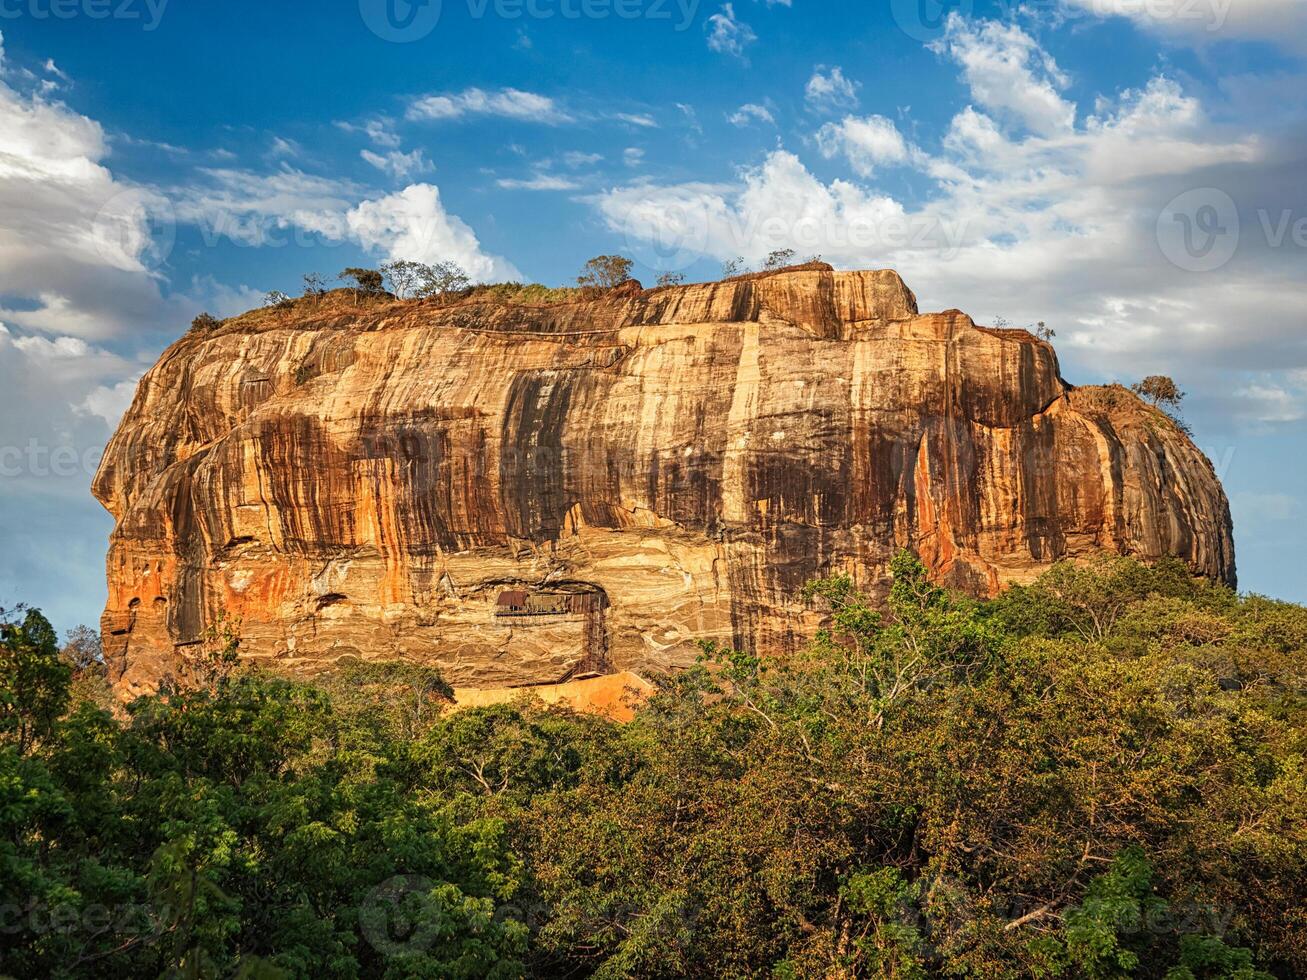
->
xmin=95 ymin=267 xmax=1235 ymax=699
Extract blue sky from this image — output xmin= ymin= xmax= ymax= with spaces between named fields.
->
xmin=0 ymin=0 xmax=1305 ymax=635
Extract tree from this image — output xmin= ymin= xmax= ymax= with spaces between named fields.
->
xmin=380 ymin=259 xmax=426 ymax=300
xmin=189 ymin=312 xmax=220 ymax=334
xmin=61 ymin=624 xmax=103 ymax=673
xmin=1034 ymin=320 xmax=1055 ymax=341
xmin=722 ymin=257 xmax=746 ymax=277
xmin=763 ymin=248 xmax=796 ymax=270
xmin=1131 ymin=375 xmax=1184 ymax=410
xmin=302 ymin=272 xmax=331 ymax=304
xmin=415 ymin=260 xmax=471 ymax=300
xmin=577 ymin=254 xmax=634 ymax=289
xmin=656 ymin=271 xmax=686 ymax=287
xmin=338 ymin=267 xmax=385 ymax=303
xmin=0 ymin=608 xmax=70 ymax=754
xmin=263 ymin=290 xmax=293 ymax=309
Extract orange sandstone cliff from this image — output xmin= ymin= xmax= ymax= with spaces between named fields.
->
xmin=94 ymin=267 xmax=1235 ymax=699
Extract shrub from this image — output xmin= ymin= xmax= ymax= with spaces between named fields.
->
xmin=1132 ymin=375 xmax=1184 ymax=410
xmin=338 ymin=267 xmax=385 ymax=301
xmin=415 ymin=260 xmax=471 ymax=300
xmin=576 ymin=254 xmax=633 ymax=289
xmin=189 ymin=312 xmax=220 ymax=334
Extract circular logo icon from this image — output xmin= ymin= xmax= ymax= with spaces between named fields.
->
xmin=1156 ymin=187 xmax=1240 ymax=273
xmin=619 ymin=197 xmax=713 ymax=274
xmin=358 ymin=874 xmax=438 ymax=958
xmin=359 ymin=0 xmax=443 ymax=42
xmin=890 ymin=0 xmax=973 ymax=44
xmin=91 ymin=188 xmax=176 ymax=272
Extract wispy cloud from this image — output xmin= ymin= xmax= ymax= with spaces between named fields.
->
xmin=706 ymin=4 xmax=756 ymax=59
xmin=406 ymin=87 xmax=572 ymax=124
xmin=361 ymin=148 xmax=434 ymax=180
xmin=728 ymin=103 xmax=775 ymax=127
xmin=805 ymin=66 xmax=859 ymax=113
xmin=562 ymin=151 xmax=603 ymax=168
xmin=496 ymin=174 xmax=580 ymax=191
xmin=616 ymin=112 xmax=658 ymax=128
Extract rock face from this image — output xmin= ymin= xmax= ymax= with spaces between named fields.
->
xmin=95 ymin=268 xmax=1235 ymax=699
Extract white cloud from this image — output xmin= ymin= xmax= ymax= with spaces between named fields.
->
xmin=805 ymin=66 xmax=860 ymax=113
xmin=1231 ymin=381 xmax=1306 ymax=423
xmin=496 ymin=174 xmax=580 ymax=190
xmin=0 ymin=43 xmax=182 ymax=339
xmin=562 ymin=151 xmax=603 ymax=168
xmin=594 ymin=18 xmax=1307 ymax=406
xmin=336 ymin=117 xmax=402 ymax=148
xmin=76 ymin=375 xmax=142 ymax=428
xmin=406 ymin=87 xmax=571 ymax=124
xmin=268 ymin=135 xmax=299 ymax=159
xmin=188 ymin=275 xmax=266 ymax=318
xmin=343 ymin=183 xmax=520 ymax=282
xmin=728 ymin=103 xmax=775 ymax=127
xmin=616 ymin=112 xmax=658 ymax=128
xmin=816 ymin=115 xmax=913 ymax=176
xmin=1062 ymin=0 xmax=1307 ymax=53
xmin=623 ymin=147 xmax=645 ymax=167
xmin=931 ymin=14 xmax=1075 ymax=136
xmin=706 ymin=4 xmax=756 ymax=59
xmin=171 ymin=166 xmax=360 ymax=247
xmin=361 ymin=147 xmax=434 ymax=180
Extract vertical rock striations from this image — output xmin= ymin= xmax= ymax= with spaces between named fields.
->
xmin=94 ymin=268 xmax=1235 ymax=698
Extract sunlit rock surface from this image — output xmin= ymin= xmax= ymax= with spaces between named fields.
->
xmin=95 ymin=267 xmax=1235 ymax=699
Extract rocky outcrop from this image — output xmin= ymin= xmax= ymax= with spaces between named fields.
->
xmin=94 ymin=268 xmax=1235 ymax=699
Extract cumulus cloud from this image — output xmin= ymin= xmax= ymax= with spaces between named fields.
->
xmin=706 ymin=4 xmax=756 ymax=59
xmin=406 ymin=87 xmax=571 ymax=124
xmin=594 ymin=19 xmax=1307 ymax=427
xmin=361 ymin=147 xmax=434 ymax=180
xmin=76 ymin=375 xmax=142 ymax=427
xmin=931 ymin=14 xmax=1075 ymax=136
xmin=728 ymin=103 xmax=775 ymax=127
xmin=805 ymin=66 xmax=860 ymax=113
xmin=0 ymin=42 xmax=181 ymax=339
xmin=816 ymin=115 xmax=913 ymax=176
xmin=342 ymin=183 xmax=520 ymax=282
xmin=1063 ymin=0 xmax=1307 ymax=52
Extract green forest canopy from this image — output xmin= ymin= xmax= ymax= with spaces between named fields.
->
xmin=1 ymin=553 xmax=1303 ymax=978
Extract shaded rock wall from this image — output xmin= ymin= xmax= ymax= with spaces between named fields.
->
xmin=94 ymin=269 xmax=1235 ymax=698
